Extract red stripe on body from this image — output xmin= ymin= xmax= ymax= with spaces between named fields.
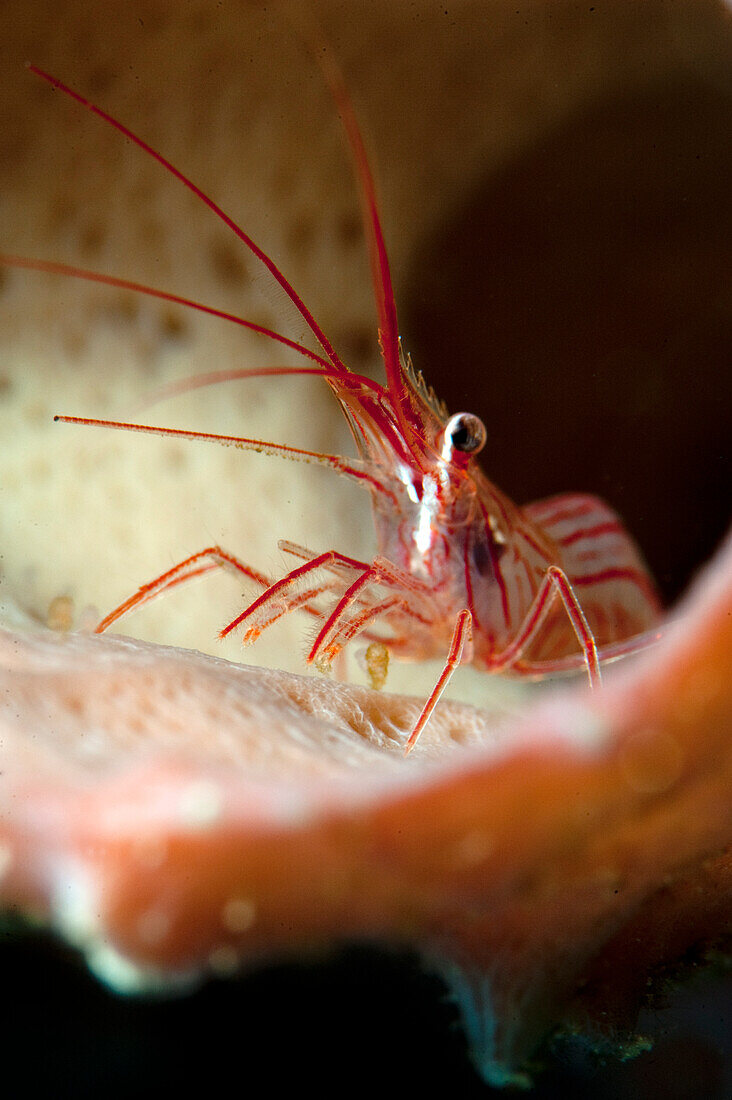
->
xmin=535 ymin=500 xmax=601 ymax=529
xmin=573 ymin=547 xmax=608 ymax=563
xmin=572 ymin=566 xmax=661 ymax=608
xmin=528 ymin=493 xmax=601 ymax=518
xmin=559 ymin=521 xmax=623 ymax=546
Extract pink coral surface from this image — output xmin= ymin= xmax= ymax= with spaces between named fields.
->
xmin=1 ymin=529 xmax=730 ymax=1085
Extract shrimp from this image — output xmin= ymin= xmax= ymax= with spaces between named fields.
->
xmin=1 ymin=58 xmax=662 ymax=755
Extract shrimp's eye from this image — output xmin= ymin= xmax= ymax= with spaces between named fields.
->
xmin=445 ymin=412 xmax=486 ymax=455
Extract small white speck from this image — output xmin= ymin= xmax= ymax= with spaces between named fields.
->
xmin=178 ymin=780 xmax=223 ymax=828
xmin=221 ymin=896 xmax=257 ymax=933
xmin=488 ymin=513 xmax=506 ymax=545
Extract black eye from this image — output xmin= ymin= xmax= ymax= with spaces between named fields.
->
xmin=445 ymin=412 xmax=486 ymax=455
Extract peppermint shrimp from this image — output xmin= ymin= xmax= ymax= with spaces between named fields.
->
xmin=1 ymin=61 xmax=662 ymax=754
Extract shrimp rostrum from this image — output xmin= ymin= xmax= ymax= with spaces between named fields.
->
xmin=2 ymin=63 xmax=661 ymax=754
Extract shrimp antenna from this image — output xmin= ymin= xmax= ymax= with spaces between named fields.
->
xmin=291 ymin=26 xmax=403 ymax=405
xmin=135 ymin=365 xmax=383 ymax=414
xmin=0 ymin=253 xmax=331 ymax=367
xmin=53 ymin=415 xmax=397 ymax=501
xmin=27 ymin=65 xmax=349 ymax=375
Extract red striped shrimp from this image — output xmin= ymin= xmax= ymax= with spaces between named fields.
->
xmin=1 ymin=60 xmax=662 ymax=754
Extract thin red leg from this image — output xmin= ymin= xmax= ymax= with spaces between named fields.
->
xmin=278 ymin=542 xmax=432 ymax=597
xmin=220 ymin=548 xmax=370 ymax=641
xmin=306 ymin=572 xmax=376 ymax=664
xmin=232 ymin=580 xmax=340 ymax=640
xmin=311 ymin=595 xmax=407 ymax=670
xmin=514 ymin=625 xmax=663 ymax=676
xmin=403 ymin=609 xmax=473 ymax=756
xmin=489 ymin=565 xmax=601 ymax=686
xmin=278 ymin=539 xmax=320 ymax=562
xmin=307 ymin=565 xmax=386 ymax=664
xmin=278 ymin=539 xmax=371 ymax=585
xmin=317 ymin=593 xmax=436 ymax=661
xmin=314 ymin=583 xmax=438 ymax=664
xmin=307 ymin=550 xmax=441 ymax=664
xmin=96 ymin=546 xmax=271 ymax=634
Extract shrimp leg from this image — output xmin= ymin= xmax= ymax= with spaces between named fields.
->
xmin=404 ymin=567 xmax=600 ymax=755
xmin=95 ymin=545 xmax=332 ymax=635
xmin=403 ymin=609 xmax=474 ymax=755
xmin=221 ymin=549 xmax=373 ymax=643
xmin=307 ymin=556 xmax=439 ymax=663
xmin=524 ymin=626 xmax=663 ymax=675
xmin=488 ymin=565 xmax=601 ymax=685
xmin=95 ymin=546 xmax=273 ymax=634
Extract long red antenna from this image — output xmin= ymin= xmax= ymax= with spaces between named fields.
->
xmin=28 ymin=64 xmax=349 ymax=374
xmin=54 ymin=414 xmax=398 ymax=501
xmin=0 ymin=253 xmax=331 ymax=367
xmin=300 ymin=43 xmax=403 ymax=401
xmin=134 ymin=365 xmax=384 ymax=413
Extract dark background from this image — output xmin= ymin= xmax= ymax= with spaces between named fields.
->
xmin=405 ymin=73 xmax=732 ymax=608
xmin=3 ymin=929 xmax=731 ymax=1097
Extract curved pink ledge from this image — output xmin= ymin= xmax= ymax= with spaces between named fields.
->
xmin=0 ymin=531 xmax=730 ymax=1086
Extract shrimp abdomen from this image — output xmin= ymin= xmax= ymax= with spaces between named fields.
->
xmin=523 ymin=492 xmax=661 ymax=652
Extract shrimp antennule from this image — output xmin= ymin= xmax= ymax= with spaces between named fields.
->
xmin=53 ymin=414 xmax=397 ymax=501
